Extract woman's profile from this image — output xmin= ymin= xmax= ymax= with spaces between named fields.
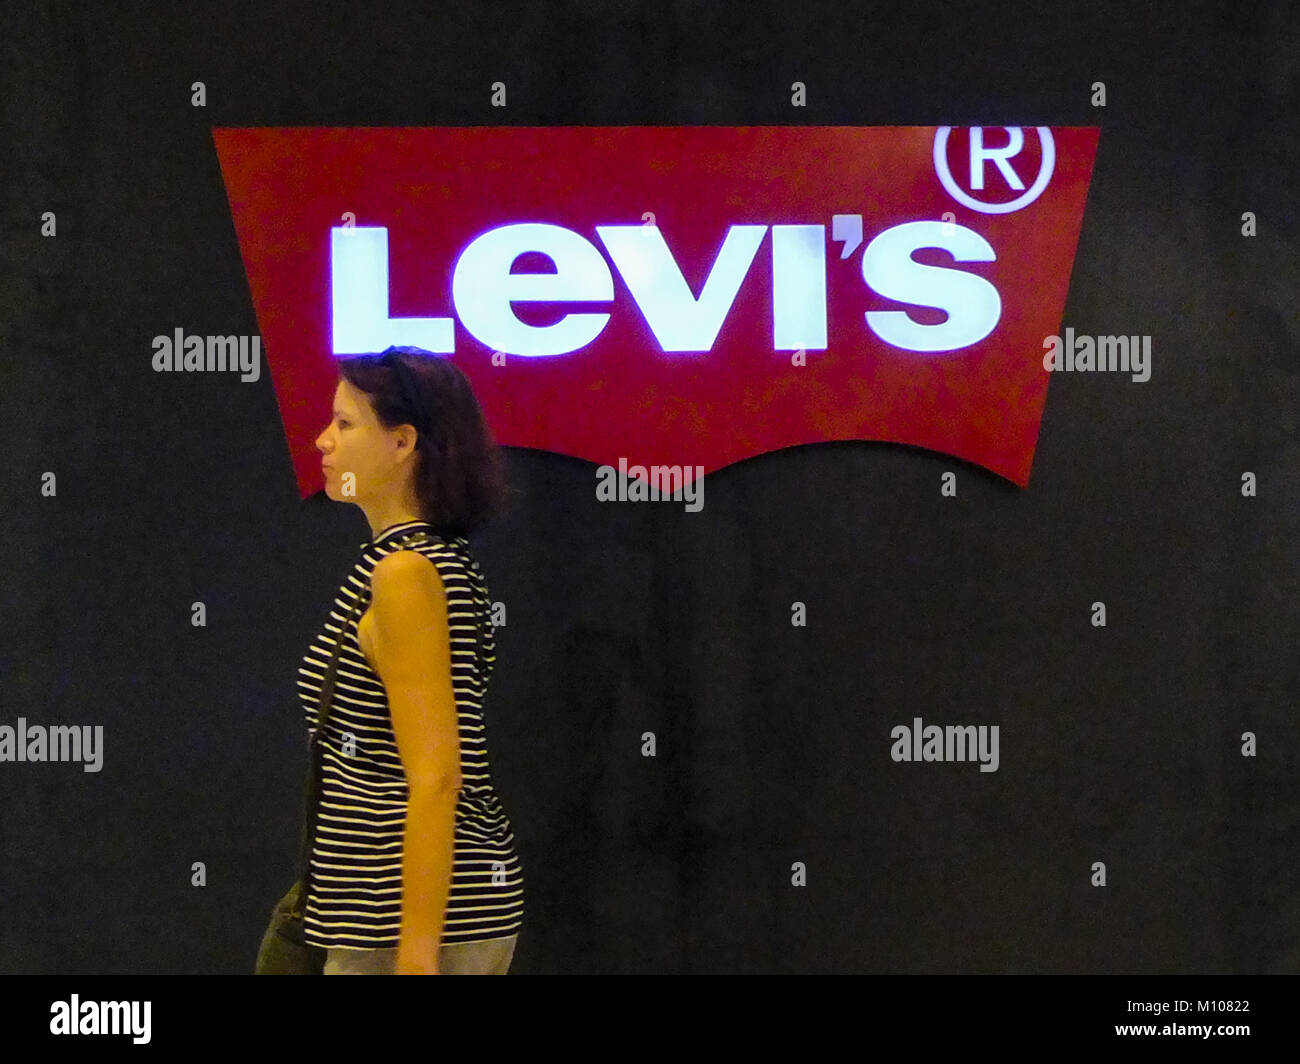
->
xmin=300 ymin=345 xmax=524 ymax=975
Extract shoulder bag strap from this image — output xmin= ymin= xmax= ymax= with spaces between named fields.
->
xmin=291 ymin=530 xmax=436 ymax=919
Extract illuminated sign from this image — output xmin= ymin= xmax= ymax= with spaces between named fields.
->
xmin=213 ymin=126 xmax=1100 ymax=490
xmin=331 ymin=218 xmax=1002 ymax=356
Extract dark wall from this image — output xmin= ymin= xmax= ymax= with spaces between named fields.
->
xmin=2 ymin=0 xmax=1295 ymax=973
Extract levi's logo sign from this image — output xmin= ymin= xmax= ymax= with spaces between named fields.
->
xmin=213 ymin=126 xmax=1099 ymax=491
xmin=332 ymin=219 xmax=1001 ymax=356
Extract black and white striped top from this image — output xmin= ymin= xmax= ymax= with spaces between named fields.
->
xmin=296 ymin=520 xmax=525 ymax=947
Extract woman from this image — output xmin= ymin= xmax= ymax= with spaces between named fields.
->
xmin=302 ymin=345 xmax=524 ymax=974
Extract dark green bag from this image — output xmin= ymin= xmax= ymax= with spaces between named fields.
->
xmin=255 ymin=880 xmax=326 ymax=975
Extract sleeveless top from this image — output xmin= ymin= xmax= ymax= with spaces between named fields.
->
xmin=296 ymin=519 xmax=525 ymax=947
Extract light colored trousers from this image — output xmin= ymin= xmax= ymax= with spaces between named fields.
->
xmin=324 ymin=933 xmax=518 ymax=975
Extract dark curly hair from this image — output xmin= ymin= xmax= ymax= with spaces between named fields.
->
xmin=336 ymin=346 xmax=513 ymax=537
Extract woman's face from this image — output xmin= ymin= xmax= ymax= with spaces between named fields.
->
xmin=315 ymin=378 xmax=414 ymax=504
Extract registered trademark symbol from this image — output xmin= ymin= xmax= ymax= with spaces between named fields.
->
xmin=933 ymin=126 xmax=1055 ymax=214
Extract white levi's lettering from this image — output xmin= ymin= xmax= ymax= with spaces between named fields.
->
xmin=330 ymin=221 xmax=1000 ymax=357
